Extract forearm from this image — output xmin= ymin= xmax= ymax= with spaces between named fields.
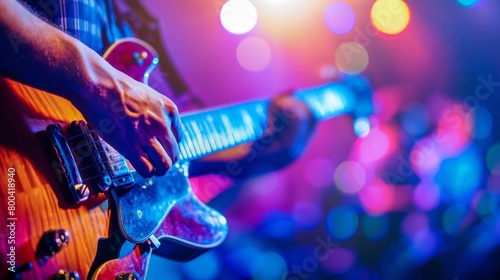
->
xmin=0 ymin=0 xmax=121 ymax=105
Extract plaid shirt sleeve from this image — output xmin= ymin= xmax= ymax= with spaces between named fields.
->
xmin=22 ymin=0 xmax=123 ymax=54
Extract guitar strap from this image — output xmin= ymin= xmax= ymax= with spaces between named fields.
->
xmin=115 ymin=0 xmax=205 ymax=107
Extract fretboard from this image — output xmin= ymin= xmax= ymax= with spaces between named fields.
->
xmin=178 ymin=81 xmax=360 ymax=161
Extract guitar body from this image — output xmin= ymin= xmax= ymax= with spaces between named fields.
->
xmin=0 ymin=77 xmax=109 ymax=279
xmin=0 ymin=39 xmax=228 ymax=280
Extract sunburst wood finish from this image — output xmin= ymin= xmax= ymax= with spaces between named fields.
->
xmin=0 ymin=75 xmax=110 ymax=279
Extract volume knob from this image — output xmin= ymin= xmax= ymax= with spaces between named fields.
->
xmin=53 ymin=269 xmax=80 ymax=280
xmin=116 ymin=272 xmax=140 ymax=280
xmin=44 ymin=229 xmax=70 ymax=256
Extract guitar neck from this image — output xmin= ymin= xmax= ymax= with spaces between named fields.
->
xmin=177 ymin=81 xmax=364 ymax=161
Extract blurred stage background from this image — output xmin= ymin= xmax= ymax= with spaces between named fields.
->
xmin=140 ymin=0 xmax=500 ymax=279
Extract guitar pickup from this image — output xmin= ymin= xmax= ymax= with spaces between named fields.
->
xmin=47 ymin=120 xmax=134 ymax=203
xmin=47 ymin=124 xmax=89 ymax=204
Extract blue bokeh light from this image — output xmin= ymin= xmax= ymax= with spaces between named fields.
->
xmin=326 ymin=206 xmax=359 ymax=240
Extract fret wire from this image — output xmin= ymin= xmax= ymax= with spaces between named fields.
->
xmin=228 ymin=109 xmax=241 ymax=144
xmin=182 ymin=140 xmax=193 ymax=160
xmin=241 ymin=108 xmax=256 ymax=140
xmin=236 ymin=108 xmax=248 ymax=143
xmin=73 ymin=153 xmax=94 ymax=161
xmin=180 ymin=118 xmax=197 ymax=158
xmin=216 ymin=113 xmax=230 ymax=148
xmin=202 ymin=117 xmax=217 ymax=153
xmin=249 ymin=104 xmax=264 ymax=137
xmin=198 ymin=119 xmax=214 ymax=153
xmin=191 ymin=120 xmax=208 ymax=155
xmin=243 ymin=108 xmax=255 ymax=140
xmin=221 ymin=113 xmax=235 ymax=146
xmin=189 ymin=119 xmax=203 ymax=157
xmin=178 ymin=124 xmax=193 ymax=160
xmin=178 ymin=141 xmax=188 ymax=161
xmin=207 ymin=115 xmax=223 ymax=150
xmin=184 ymin=118 xmax=201 ymax=158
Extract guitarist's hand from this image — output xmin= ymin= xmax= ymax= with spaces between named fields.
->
xmin=77 ymin=73 xmax=182 ymax=178
xmin=257 ymin=94 xmax=316 ymax=167
xmin=0 ymin=0 xmax=181 ymax=177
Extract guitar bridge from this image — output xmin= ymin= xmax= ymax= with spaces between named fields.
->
xmin=47 ymin=121 xmax=134 ymax=204
xmin=47 ymin=124 xmax=89 ymax=204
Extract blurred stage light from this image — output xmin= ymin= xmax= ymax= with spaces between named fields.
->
xmin=362 ymin=215 xmax=389 ymax=240
xmin=357 ymin=127 xmax=390 ymax=162
xmin=457 ymin=0 xmax=479 ymax=7
xmin=435 ymin=145 xmax=483 ymax=203
xmin=335 ymin=42 xmax=369 ymax=74
xmin=324 ymin=1 xmax=356 ymax=35
xmin=401 ymin=103 xmax=430 ymax=137
xmin=442 ymin=204 xmax=469 ymax=235
xmin=320 ymin=248 xmax=356 ymax=274
xmin=401 ymin=212 xmax=429 ymax=239
xmin=486 ymin=142 xmax=500 ymax=174
xmin=226 ymin=246 xmax=262 ymax=278
xmin=326 ymin=206 xmax=359 ymax=240
xmin=359 ymin=180 xmax=394 ymax=215
xmin=412 ymin=183 xmax=440 ymax=211
xmin=354 ymin=117 xmax=371 ymax=137
xmin=304 ymin=157 xmax=335 ymax=189
xmin=293 ymin=201 xmax=322 ymax=229
xmin=471 ymin=106 xmax=493 ymax=140
xmin=370 ymin=0 xmax=411 ymax=35
xmin=182 ymin=251 xmax=220 ymax=280
xmin=250 ymin=251 xmax=287 ymax=280
xmin=220 ymin=0 xmax=258 ymax=34
xmin=476 ymin=192 xmax=498 ymax=225
xmin=236 ymin=36 xmax=272 ymax=71
xmin=334 ymin=160 xmax=366 ymax=194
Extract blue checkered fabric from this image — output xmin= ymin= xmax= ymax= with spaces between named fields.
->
xmin=22 ymin=0 xmax=123 ymax=54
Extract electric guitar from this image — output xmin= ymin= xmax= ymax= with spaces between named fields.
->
xmin=0 ymin=38 xmax=373 ymax=280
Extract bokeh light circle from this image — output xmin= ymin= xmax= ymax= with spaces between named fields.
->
xmin=220 ymin=0 xmax=258 ymax=35
xmin=293 ymin=201 xmax=322 ymax=229
xmin=401 ymin=103 xmax=430 ymax=137
xmin=370 ymin=0 xmax=411 ymax=35
xmin=359 ymin=181 xmax=394 ymax=215
xmin=358 ymin=127 xmax=391 ymax=162
xmin=236 ymin=36 xmax=272 ymax=72
xmin=304 ymin=158 xmax=335 ymax=189
xmin=362 ymin=215 xmax=389 ymax=240
xmin=334 ymin=161 xmax=366 ymax=194
xmin=457 ymin=0 xmax=479 ymax=7
xmin=471 ymin=106 xmax=493 ymax=140
xmin=354 ymin=117 xmax=371 ymax=137
xmin=476 ymin=192 xmax=498 ymax=225
xmin=335 ymin=42 xmax=369 ymax=74
xmin=250 ymin=251 xmax=287 ymax=280
xmin=413 ymin=183 xmax=440 ymax=211
xmin=442 ymin=204 xmax=469 ymax=235
xmin=183 ymin=251 xmax=220 ymax=280
xmin=324 ymin=2 xmax=356 ymax=35
xmin=321 ymin=248 xmax=356 ymax=273
xmin=486 ymin=142 xmax=500 ymax=174
xmin=326 ymin=206 xmax=359 ymax=240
